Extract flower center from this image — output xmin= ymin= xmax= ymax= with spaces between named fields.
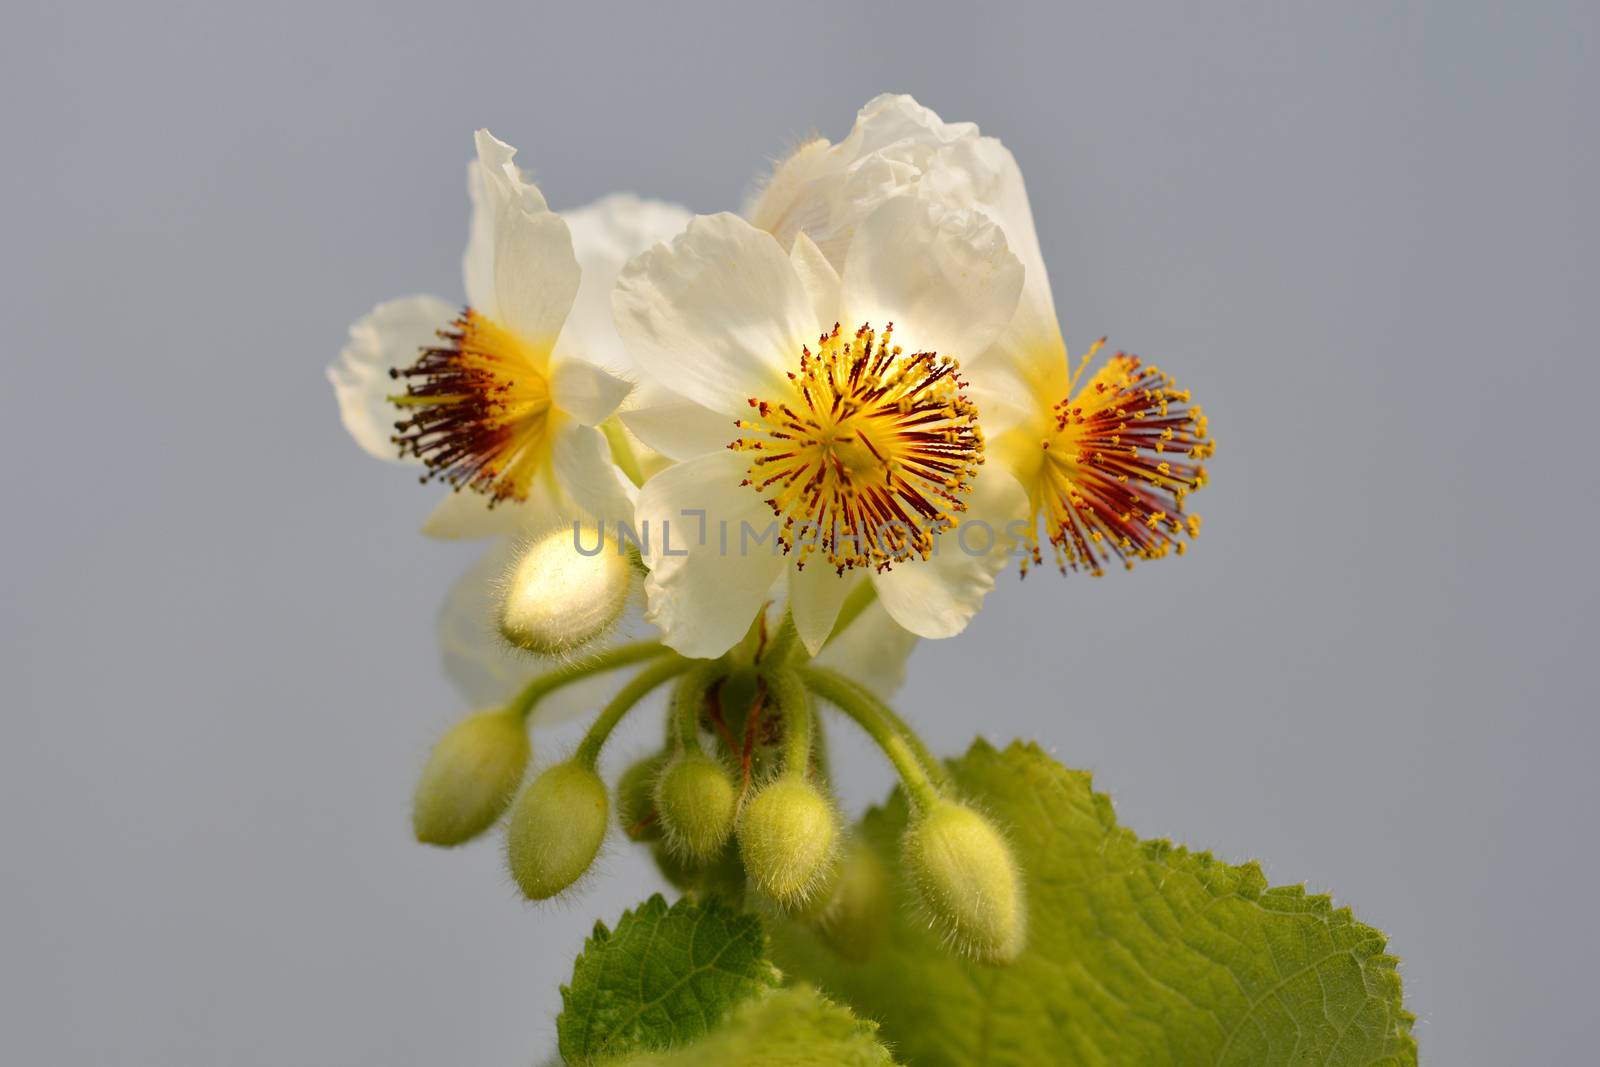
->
xmin=388 ymin=308 xmax=554 ymax=505
xmin=732 ymin=323 xmax=983 ymax=572
xmin=1035 ymin=342 xmax=1212 ymax=575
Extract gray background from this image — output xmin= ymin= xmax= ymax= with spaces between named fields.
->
xmin=3 ymin=2 xmax=1594 ymax=1063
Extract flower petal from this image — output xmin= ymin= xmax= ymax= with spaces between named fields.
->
xmin=838 ymin=197 xmax=1022 ymax=366
xmin=549 ymin=354 xmax=632 ymax=427
xmin=462 ymin=161 xmax=497 ymax=313
xmin=789 ymin=561 xmax=856 ymax=656
xmin=613 ymin=213 xmax=812 ymax=416
xmin=464 ymin=130 xmax=551 ymax=315
xmin=493 ymin=205 xmax=580 ymax=351
xmin=420 ymin=468 xmax=568 ymax=540
xmin=813 ymin=598 xmax=919 ymax=700
xmin=327 ymin=294 xmax=458 ymax=461
xmin=869 ymin=465 xmax=1029 ymax=639
xmin=790 ymin=231 xmax=841 ymax=328
xmin=619 ymin=379 xmax=733 ymax=462
xmin=635 ymin=450 xmax=786 ymax=658
xmin=559 ymin=194 xmax=693 ymax=377
xmin=552 ymin=420 xmax=635 ymax=525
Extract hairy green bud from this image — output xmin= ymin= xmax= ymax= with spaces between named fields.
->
xmin=737 ymin=776 xmax=839 ymax=910
xmin=506 ymin=761 xmax=608 ymax=900
xmin=901 ymin=801 xmax=1027 ymax=963
xmin=654 ymin=753 xmax=738 ymax=862
xmin=412 ymin=709 xmax=529 ymax=847
xmin=616 ymin=753 xmax=667 ymax=842
xmin=499 ymin=527 xmax=632 ymax=655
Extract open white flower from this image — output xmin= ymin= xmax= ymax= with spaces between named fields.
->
xmin=327 ymin=131 xmax=665 ymax=539
xmin=615 ymin=199 xmax=1030 ymax=659
xmin=750 ymin=94 xmax=1212 ymax=577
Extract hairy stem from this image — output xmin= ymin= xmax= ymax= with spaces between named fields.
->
xmin=800 ymin=666 xmax=942 ymax=811
xmin=764 ymin=667 xmax=815 ymax=778
xmin=574 ymin=655 xmax=692 ymax=768
xmin=507 ymin=641 xmax=672 ymax=722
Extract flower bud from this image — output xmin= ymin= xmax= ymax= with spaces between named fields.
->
xmin=812 ymin=838 xmax=891 ymax=961
xmin=412 ymin=710 xmax=529 ymax=847
xmin=615 ymin=753 xmax=667 ymax=841
xmin=506 ymin=761 xmax=608 ymax=900
xmin=499 ymin=527 xmax=632 ymax=655
xmin=737 ymin=776 xmax=839 ymax=910
xmin=654 ymin=753 xmax=738 ymax=862
xmin=901 ymin=801 xmax=1026 ymax=963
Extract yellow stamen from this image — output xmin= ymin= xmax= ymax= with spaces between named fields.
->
xmin=1030 ymin=347 xmax=1212 ymax=576
xmin=388 ymin=308 xmax=554 ymax=504
xmin=731 ymin=323 xmax=983 ymax=572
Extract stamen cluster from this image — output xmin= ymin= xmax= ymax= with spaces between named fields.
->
xmin=1035 ymin=343 xmax=1213 ymax=575
xmin=389 ymin=308 xmax=553 ymax=504
xmin=732 ymin=324 xmax=983 ymax=573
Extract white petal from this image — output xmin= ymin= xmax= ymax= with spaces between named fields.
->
xmin=464 ymin=131 xmax=551 ymax=314
xmin=420 ymin=468 xmax=569 ymax=540
xmin=474 ymin=129 xmax=548 ymax=213
xmin=613 ymin=213 xmax=813 ymax=416
xmin=847 ymin=93 xmax=976 ymax=156
xmin=462 ymin=160 xmax=497 ymax=313
xmin=789 ymin=231 xmax=841 ymax=328
xmin=634 ymin=450 xmax=786 ymax=659
xmin=559 ymin=194 xmax=693 ymax=377
xmin=812 ymin=599 xmax=919 ymax=700
xmin=964 ymin=358 xmax=1042 ymax=439
xmin=327 ymin=294 xmax=458 ymax=461
xmin=549 ymin=354 xmax=632 ymax=426
xmin=618 ymin=378 xmax=734 ymax=462
xmin=552 ymin=420 xmax=635 ymax=525
xmin=922 ymin=135 xmax=1057 ymax=345
xmin=838 ymin=197 xmax=1023 ymax=364
xmin=493 ymin=205 xmax=580 ymax=350
xmin=870 ymin=465 xmax=1029 ymax=639
xmin=788 ymin=561 xmax=856 ymax=656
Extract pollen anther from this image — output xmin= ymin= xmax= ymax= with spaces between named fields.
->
xmin=731 ymin=324 xmax=983 ymax=572
xmin=1034 ymin=344 xmax=1212 ymax=575
xmin=387 ymin=308 xmax=554 ymax=505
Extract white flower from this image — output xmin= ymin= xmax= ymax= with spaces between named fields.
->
xmin=327 ymin=131 xmax=682 ymax=539
xmin=750 ymin=94 xmax=1212 ymax=577
xmin=615 ymin=200 xmax=1031 ymax=660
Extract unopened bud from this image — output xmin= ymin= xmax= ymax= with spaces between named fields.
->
xmin=737 ymin=776 xmax=839 ymax=910
xmin=812 ymin=838 xmax=892 ymax=961
xmin=901 ymin=802 xmax=1026 ymax=963
xmin=506 ymin=761 xmax=608 ymax=900
xmin=655 ymin=753 xmax=737 ymax=861
xmin=499 ymin=527 xmax=632 ymax=655
xmin=616 ymin=753 xmax=667 ymax=841
xmin=412 ymin=710 xmax=529 ymax=847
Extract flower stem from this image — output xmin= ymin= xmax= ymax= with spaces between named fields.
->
xmin=800 ymin=666 xmax=942 ymax=811
xmin=670 ymin=665 xmax=719 ymax=752
xmin=507 ymin=641 xmax=672 ymax=722
xmin=573 ymin=655 xmax=693 ymax=768
xmin=764 ymin=667 xmax=814 ymax=778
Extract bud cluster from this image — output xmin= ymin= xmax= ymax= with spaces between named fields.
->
xmin=404 ymin=575 xmax=1029 ymax=963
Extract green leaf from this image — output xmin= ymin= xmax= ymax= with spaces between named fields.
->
xmin=557 ymin=893 xmax=781 ymax=1064
xmin=603 ymin=984 xmax=900 ymax=1067
xmin=770 ymin=740 xmax=1417 ymax=1067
